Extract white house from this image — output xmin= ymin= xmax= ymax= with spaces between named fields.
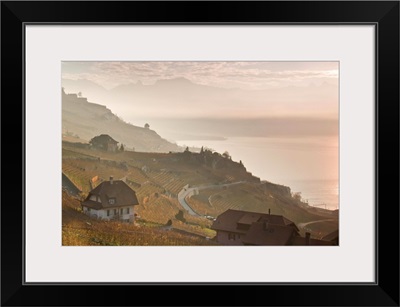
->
xmin=81 ymin=176 xmax=139 ymax=223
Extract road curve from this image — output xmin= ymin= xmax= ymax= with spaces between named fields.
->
xmin=177 ymin=182 xmax=244 ymax=217
xmin=297 ymin=219 xmax=336 ymax=230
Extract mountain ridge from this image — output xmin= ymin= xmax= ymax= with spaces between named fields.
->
xmin=62 ymin=77 xmax=338 ymax=120
xmin=62 ymin=89 xmax=181 ymax=153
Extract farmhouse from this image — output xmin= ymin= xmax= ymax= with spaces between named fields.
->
xmin=211 ymin=209 xmax=337 ymax=246
xmin=81 ymin=176 xmax=139 ymax=223
xmin=211 ymin=209 xmax=300 ymax=245
xmin=89 ymin=134 xmax=119 ymax=152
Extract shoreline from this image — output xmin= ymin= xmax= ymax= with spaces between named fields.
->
xmin=176 ymin=137 xmax=339 ymax=211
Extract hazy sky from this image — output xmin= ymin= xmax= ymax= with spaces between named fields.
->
xmin=62 ymin=61 xmax=339 ymax=181
xmin=62 ymin=61 xmax=339 ymax=120
xmin=62 ymin=61 xmax=338 ymax=91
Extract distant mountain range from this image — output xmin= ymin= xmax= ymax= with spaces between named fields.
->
xmin=62 ymin=77 xmax=338 ymax=120
xmin=62 ymin=77 xmax=338 ymax=142
xmin=62 ymin=89 xmax=181 ymax=153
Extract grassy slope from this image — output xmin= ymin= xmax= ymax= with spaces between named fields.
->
xmin=62 ymin=142 xmax=338 ymax=243
xmin=62 ymin=191 xmax=216 ymax=246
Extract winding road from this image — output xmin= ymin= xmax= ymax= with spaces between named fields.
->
xmin=297 ymin=219 xmax=337 ymax=231
xmin=177 ymin=181 xmax=244 ymax=217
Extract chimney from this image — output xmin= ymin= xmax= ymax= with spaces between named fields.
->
xmin=305 ymin=232 xmax=311 ymax=245
xmin=110 ymin=176 xmax=114 ymax=184
xmin=268 ymin=208 xmax=271 ymax=215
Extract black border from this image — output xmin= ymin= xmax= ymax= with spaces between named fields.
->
xmin=1 ymin=1 xmax=399 ymax=306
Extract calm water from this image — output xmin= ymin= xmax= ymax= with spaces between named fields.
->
xmin=282 ymin=179 xmax=339 ymax=210
xmin=176 ymin=136 xmax=339 ymax=210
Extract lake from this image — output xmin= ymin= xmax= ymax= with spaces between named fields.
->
xmin=176 ymin=136 xmax=339 ymax=210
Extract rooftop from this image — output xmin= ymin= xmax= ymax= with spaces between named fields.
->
xmin=211 ymin=209 xmax=298 ymax=234
xmin=82 ymin=178 xmax=138 ymax=209
xmin=242 ymin=222 xmax=296 ymax=245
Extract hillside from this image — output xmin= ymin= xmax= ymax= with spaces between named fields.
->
xmin=62 ymin=142 xmax=339 ymax=244
xmin=62 ymin=190 xmax=215 ymax=246
xmin=62 ymin=89 xmax=181 ymax=152
xmin=62 ymin=78 xmax=338 ymax=141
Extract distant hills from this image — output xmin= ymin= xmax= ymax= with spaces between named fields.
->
xmin=62 ymin=77 xmax=339 ymax=142
xmin=62 ymin=77 xmax=338 ymax=120
xmin=62 ymin=89 xmax=181 ymax=153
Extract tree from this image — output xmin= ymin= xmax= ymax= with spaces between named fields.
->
xmin=144 ymin=123 xmax=150 ymax=129
xmin=200 ymin=146 xmax=204 ymax=154
xmin=175 ymin=210 xmax=186 ymax=223
xmin=293 ymin=192 xmax=302 ymax=201
xmin=119 ymin=144 xmax=124 ymax=152
xmin=184 ymin=146 xmax=190 ymax=153
xmin=77 ymin=91 xmax=82 ymax=97
xmin=222 ymin=151 xmax=231 ymax=159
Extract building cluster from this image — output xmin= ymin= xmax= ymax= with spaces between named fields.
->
xmin=66 ymin=174 xmax=338 ymax=245
xmin=211 ymin=209 xmax=338 ymax=246
xmin=63 ymin=133 xmax=339 ymax=245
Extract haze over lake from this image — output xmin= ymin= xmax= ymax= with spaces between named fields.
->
xmin=175 ymin=137 xmax=338 ymax=210
xmin=62 ymin=61 xmax=339 ymax=209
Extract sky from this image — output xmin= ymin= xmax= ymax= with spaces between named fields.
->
xmin=62 ymin=61 xmax=338 ymax=91
xmin=62 ymin=61 xmax=339 ymax=120
xmin=62 ymin=61 xmax=339 ymax=181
